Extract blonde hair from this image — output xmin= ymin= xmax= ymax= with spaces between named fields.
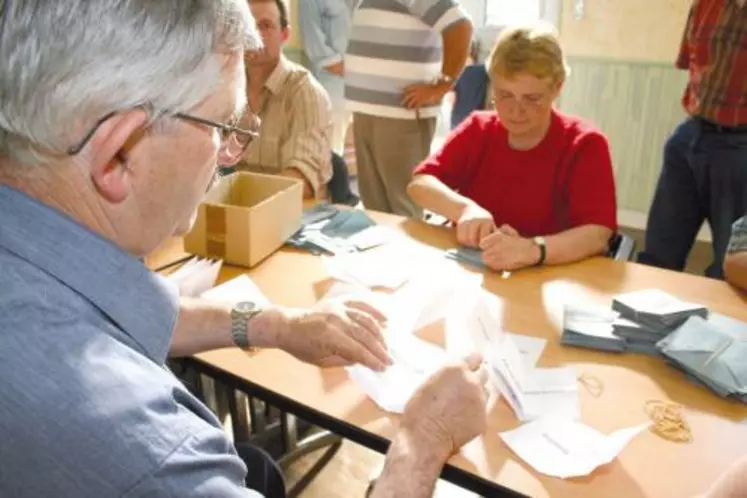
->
xmin=486 ymin=22 xmax=569 ymax=83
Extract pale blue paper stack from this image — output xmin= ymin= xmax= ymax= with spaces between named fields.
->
xmin=658 ymin=314 xmax=747 ymax=402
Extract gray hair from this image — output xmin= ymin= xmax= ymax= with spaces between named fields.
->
xmin=0 ymin=0 xmax=262 ymax=165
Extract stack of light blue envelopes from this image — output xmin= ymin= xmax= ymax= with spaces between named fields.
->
xmin=286 ymin=204 xmax=376 ymax=255
xmin=611 ymin=289 xmax=708 ymax=333
xmin=657 ymin=314 xmax=747 ymax=402
xmin=611 ymin=318 xmax=665 ymax=357
xmin=445 ymin=247 xmax=488 ymax=270
xmin=561 ymin=304 xmax=627 ymax=353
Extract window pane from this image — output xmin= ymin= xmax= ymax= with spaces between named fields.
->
xmin=486 ymin=0 xmax=540 ymax=26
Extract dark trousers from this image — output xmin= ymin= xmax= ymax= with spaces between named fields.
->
xmin=638 ymin=118 xmax=747 ymax=279
xmin=236 ymin=443 xmax=287 ymax=498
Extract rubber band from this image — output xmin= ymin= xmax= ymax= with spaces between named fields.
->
xmin=644 ymin=400 xmax=693 ymax=443
xmin=578 ymin=373 xmax=604 ymax=398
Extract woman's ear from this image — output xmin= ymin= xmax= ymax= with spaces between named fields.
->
xmin=553 ymin=78 xmax=565 ymax=98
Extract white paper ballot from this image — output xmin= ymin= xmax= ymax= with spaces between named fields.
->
xmin=323 ymin=245 xmax=419 ymax=290
xmin=483 ymin=312 xmax=578 ymax=421
xmin=499 ymin=417 xmax=650 ymax=479
xmin=487 ymin=349 xmax=580 ymax=422
xmin=323 ymin=275 xmax=454 ymax=337
xmin=199 ymin=274 xmax=271 ymax=306
xmin=444 ymin=280 xmax=548 ymax=369
xmin=508 ymin=333 xmax=547 ymax=369
xmin=344 ymin=225 xmax=401 ymax=251
xmin=347 ymin=333 xmax=447 ymax=413
xmin=167 ymin=257 xmax=223 ymax=297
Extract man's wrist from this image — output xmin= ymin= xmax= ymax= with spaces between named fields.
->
xmin=399 ymin=418 xmax=452 ymax=463
xmin=370 ymin=426 xmax=450 ymax=498
xmin=242 ymin=306 xmax=287 ymax=350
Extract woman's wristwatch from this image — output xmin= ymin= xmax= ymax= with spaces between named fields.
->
xmin=532 ymin=236 xmax=547 ymax=266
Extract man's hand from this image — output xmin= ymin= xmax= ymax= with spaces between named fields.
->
xmin=456 ymin=203 xmax=495 ymax=248
xmin=274 ymin=299 xmax=392 ymax=371
xmin=402 ymin=83 xmax=450 ymax=109
xmin=324 ymin=61 xmax=345 ymax=76
xmin=479 ymin=224 xmax=540 ymax=271
xmin=401 ymin=354 xmax=488 ymax=456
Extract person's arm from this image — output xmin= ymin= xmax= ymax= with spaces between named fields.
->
xmin=169 ymin=296 xmax=391 ymax=372
xmin=440 ymin=19 xmax=473 ymax=85
xmin=408 ymin=174 xmax=477 ymax=222
xmin=700 ymin=455 xmax=747 ymax=498
xmin=723 ymin=216 xmax=747 ymax=291
xmin=169 ymin=297 xmax=279 ymax=357
xmin=369 ymin=427 xmax=450 ymax=498
xmin=548 ymin=129 xmax=617 ymax=263
xmin=676 ymin=5 xmax=694 ymax=70
xmin=370 ymin=356 xmax=487 ymax=498
xmin=280 ymin=75 xmax=333 ymax=199
xmin=408 ymin=112 xmax=483 ymax=219
xmin=298 ymin=0 xmax=344 ymax=74
xmin=538 ymin=225 xmax=612 ymax=265
xmin=479 ymin=222 xmax=612 ymax=271
xmin=402 ymin=2 xmax=473 ymax=108
xmin=724 ymin=253 xmax=747 ymax=291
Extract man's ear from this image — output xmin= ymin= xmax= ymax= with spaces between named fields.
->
xmin=88 ymin=109 xmax=149 ymax=204
xmin=281 ymin=26 xmax=291 ymax=43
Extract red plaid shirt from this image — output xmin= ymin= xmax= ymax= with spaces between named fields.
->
xmin=677 ymin=0 xmax=747 ymax=126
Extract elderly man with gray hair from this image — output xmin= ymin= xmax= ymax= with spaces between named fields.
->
xmin=0 ymin=1 xmax=488 ymax=497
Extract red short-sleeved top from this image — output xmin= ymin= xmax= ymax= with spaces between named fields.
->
xmin=413 ymin=110 xmax=618 ymax=237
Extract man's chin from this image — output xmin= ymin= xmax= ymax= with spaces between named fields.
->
xmin=172 ymin=211 xmax=199 ymax=238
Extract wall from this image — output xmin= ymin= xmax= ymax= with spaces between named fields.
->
xmin=285 ymin=0 xmax=304 ymax=63
xmin=557 ymin=0 xmax=692 ymax=217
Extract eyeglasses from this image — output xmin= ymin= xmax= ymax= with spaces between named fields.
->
xmin=491 ymin=90 xmax=550 ymax=111
xmin=67 ymin=108 xmax=260 ymax=166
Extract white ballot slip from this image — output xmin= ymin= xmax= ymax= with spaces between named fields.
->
xmin=499 ymin=417 xmax=650 ymax=479
xmin=199 ymin=274 xmax=270 ymax=306
xmin=168 ymin=257 xmax=223 ymax=297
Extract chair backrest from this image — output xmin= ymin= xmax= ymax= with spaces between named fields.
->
xmin=328 ymin=152 xmax=358 ymax=206
xmin=608 ymin=232 xmax=637 ymax=261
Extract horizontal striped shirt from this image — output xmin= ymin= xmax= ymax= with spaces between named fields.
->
xmin=677 ymin=0 xmax=747 ymax=126
xmin=345 ymin=0 xmax=469 ymax=120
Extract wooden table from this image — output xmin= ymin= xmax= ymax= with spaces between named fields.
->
xmin=157 ymin=213 xmax=747 ymax=498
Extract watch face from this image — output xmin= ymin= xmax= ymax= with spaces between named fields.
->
xmin=235 ymin=301 xmax=256 ymax=312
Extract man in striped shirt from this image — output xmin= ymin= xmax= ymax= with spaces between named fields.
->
xmin=638 ymin=0 xmax=747 ymax=279
xmin=345 ymin=0 xmax=473 ymax=217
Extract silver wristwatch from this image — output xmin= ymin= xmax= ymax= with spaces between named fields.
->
xmin=230 ymin=301 xmax=262 ymax=351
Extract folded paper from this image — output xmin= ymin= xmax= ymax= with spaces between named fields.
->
xmin=499 ymin=417 xmax=650 ymax=479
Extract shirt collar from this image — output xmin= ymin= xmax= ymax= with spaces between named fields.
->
xmin=0 ymin=185 xmax=178 ymax=363
xmin=263 ymin=55 xmax=293 ymax=96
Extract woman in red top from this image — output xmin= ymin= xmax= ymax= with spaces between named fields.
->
xmin=408 ymin=23 xmax=617 ymax=272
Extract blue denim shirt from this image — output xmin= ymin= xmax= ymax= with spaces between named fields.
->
xmin=0 ymin=186 xmax=260 ymax=497
xmin=299 ymin=0 xmax=355 ymax=112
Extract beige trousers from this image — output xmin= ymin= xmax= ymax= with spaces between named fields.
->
xmin=352 ymin=113 xmax=436 ymax=218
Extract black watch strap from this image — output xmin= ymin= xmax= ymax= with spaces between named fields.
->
xmin=533 ymin=236 xmax=547 ymax=266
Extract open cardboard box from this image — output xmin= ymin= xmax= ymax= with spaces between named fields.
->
xmin=184 ymin=172 xmax=303 ymax=268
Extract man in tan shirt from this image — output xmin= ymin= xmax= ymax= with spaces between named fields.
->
xmin=239 ymin=0 xmax=333 ymax=199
